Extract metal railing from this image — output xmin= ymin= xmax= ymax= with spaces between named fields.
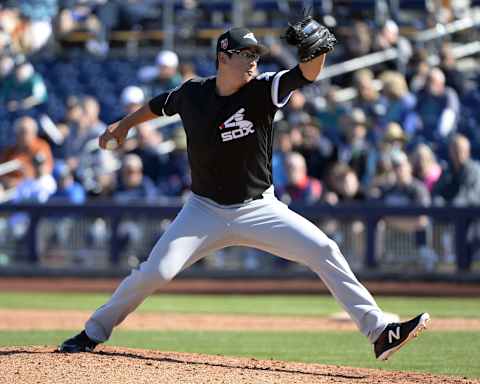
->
xmin=315 ymin=8 xmax=480 ymax=82
xmin=0 ymin=202 xmax=478 ymax=272
xmin=0 ymin=160 xmax=22 ymax=177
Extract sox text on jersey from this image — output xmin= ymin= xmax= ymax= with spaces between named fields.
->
xmin=219 ymin=108 xmax=255 ymax=142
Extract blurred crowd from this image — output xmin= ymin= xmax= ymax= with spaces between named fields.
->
xmin=1 ymin=1 xmax=480 ymax=268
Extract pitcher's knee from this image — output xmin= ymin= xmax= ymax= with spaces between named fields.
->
xmin=325 ymin=239 xmax=342 ymax=256
xmin=134 ymin=260 xmax=175 ymax=287
xmin=309 ymin=239 xmax=345 ymax=265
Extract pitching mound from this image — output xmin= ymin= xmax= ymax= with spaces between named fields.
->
xmin=0 ymin=346 xmax=477 ymax=384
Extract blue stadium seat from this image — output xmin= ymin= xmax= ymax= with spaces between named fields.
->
xmin=399 ymin=0 xmax=427 ymax=10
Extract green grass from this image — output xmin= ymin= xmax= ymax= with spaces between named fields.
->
xmin=1 ymin=293 xmax=479 ymax=378
xmin=0 ymin=292 xmax=478 ymax=318
xmin=1 ymin=330 xmax=479 ymax=378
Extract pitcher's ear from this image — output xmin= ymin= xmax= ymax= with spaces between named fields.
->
xmin=218 ymin=52 xmax=228 ymax=65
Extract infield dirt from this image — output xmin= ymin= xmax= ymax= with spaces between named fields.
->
xmin=1 ymin=346 xmax=478 ymax=384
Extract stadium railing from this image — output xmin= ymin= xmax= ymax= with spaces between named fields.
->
xmin=0 ymin=203 xmax=478 ymax=272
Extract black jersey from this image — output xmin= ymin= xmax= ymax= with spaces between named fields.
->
xmin=149 ymin=65 xmax=312 ymax=204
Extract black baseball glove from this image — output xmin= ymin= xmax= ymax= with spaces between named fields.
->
xmin=283 ymin=15 xmax=337 ymax=62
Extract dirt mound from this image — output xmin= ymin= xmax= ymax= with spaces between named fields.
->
xmin=0 ymin=346 xmax=477 ymax=384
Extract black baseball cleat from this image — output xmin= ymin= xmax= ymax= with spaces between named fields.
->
xmin=374 ymin=313 xmax=430 ymax=361
xmin=58 ymin=330 xmax=98 ymax=353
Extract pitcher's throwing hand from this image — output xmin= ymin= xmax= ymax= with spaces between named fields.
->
xmin=99 ymin=121 xmax=127 ymax=150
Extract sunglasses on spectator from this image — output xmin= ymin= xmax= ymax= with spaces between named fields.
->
xmin=227 ymin=49 xmax=260 ymax=62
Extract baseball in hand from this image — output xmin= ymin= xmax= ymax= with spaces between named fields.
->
xmin=105 ymin=139 xmax=119 ymax=150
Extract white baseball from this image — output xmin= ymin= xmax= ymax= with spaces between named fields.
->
xmin=105 ymin=139 xmax=119 ymax=150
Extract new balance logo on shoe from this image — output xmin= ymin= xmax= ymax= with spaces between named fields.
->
xmin=388 ymin=327 xmax=401 ymax=343
xmin=219 ymin=108 xmax=255 ymax=142
xmin=374 ymin=313 xmax=430 ymax=361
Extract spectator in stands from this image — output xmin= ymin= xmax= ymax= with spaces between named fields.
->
xmin=4 ymin=61 xmax=48 ymax=112
xmin=433 ymin=134 xmax=480 ymax=206
xmin=45 ymin=162 xmax=86 ymax=252
xmin=138 ymin=50 xmax=183 ymax=98
xmin=428 ymin=0 xmax=456 ymax=24
xmin=127 ymin=122 xmax=166 ymax=185
xmin=44 ymin=94 xmax=85 ymax=165
xmin=283 ymin=90 xmax=313 ymax=127
xmin=49 ymin=162 xmax=86 ymax=204
xmin=113 ymin=154 xmax=156 ymax=203
xmin=157 ymin=127 xmax=191 ymax=198
xmin=433 ymin=134 xmax=480 ymax=268
xmin=63 ymin=96 xmax=105 ymax=173
xmin=292 ymin=119 xmax=337 ymax=181
xmin=342 ymin=20 xmax=372 ymax=62
xmin=120 ymin=85 xmax=145 ymax=115
xmin=112 ymin=153 xmax=157 ymax=260
xmin=0 ymin=6 xmax=22 ymax=53
xmin=439 ymin=43 xmax=467 ymax=97
xmin=374 ymin=150 xmax=436 ymax=270
xmin=382 ymin=122 xmax=407 ymax=151
xmin=325 ymin=163 xmax=364 ymax=204
xmin=7 ymin=152 xmax=56 ymax=256
xmin=407 ymin=48 xmax=431 ymax=93
xmin=377 ymin=150 xmax=431 ymax=208
xmin=315 ymin=86 xmax=348 ymax=144
xmin=322 ymin=163 xmax=365 ymax=269
xmin=379 ymin=71 xmax=418 ymax=136
xmin=76 ymin=146 xmax=118 ymax=199
xmin=369 ymin=149 xmax=396 ymax=194
xmin=352 ymin=69 xmax=385 ymax=132
xmin=12 ymin=152 xmax=56 ymax=203
xmin=56 ymin=1 xmax=106 ymax=54
xmin=82 ymin=96 xmax=106 ymax=137
xmin=0 ymin=116 xmax=53 ymax=188
xmin=8 ymin=0 xmax=58 ymax=53
xmin=337 ymin=108 xmax=377 ymax=189
xmin=278 ymin=151 xmax=322 ymax=205
xmin=415 ymin=67 xmax=460 ymax=148
xmin=410 ymin=143 xmax=442 ymax=193
xmin=271 ymin=123 xmax=291 ymax=192
xmin=369 ymin=123 xmax=407 ymax=193
xmin=372 ymin=19 xmax=412 ymax=74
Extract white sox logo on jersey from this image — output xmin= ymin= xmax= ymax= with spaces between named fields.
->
xmin=219 ymin=108 xmax=255 ymax=142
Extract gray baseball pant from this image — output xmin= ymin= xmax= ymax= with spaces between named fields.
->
xmin=85 ymin=186 xmax=388 ymax=343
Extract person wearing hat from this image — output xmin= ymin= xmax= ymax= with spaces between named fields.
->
xmin=138 ymin=50 xmax=183 ymax=98
xmin=120 ymin=86 xmax=145 ymax=115
xmin=383 ymin=122 xmax=407 ymax=144
xmin=61 ymin=19 xmax=429 ymax=362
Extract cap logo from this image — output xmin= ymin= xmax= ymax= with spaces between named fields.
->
xmin=220 ymin=38 xmax=228 ymax=50
xmin=243 ymin=33 xmax=257 ymax=43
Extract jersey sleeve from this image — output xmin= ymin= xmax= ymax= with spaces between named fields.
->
xmin=256 ymin=65 xmax=314 ymax=109
xmin=148 ymin=81 xmax=188 ymax=117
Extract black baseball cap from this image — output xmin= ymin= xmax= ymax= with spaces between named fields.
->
xmin=216 ymin=27 xmax=269 ymax=56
